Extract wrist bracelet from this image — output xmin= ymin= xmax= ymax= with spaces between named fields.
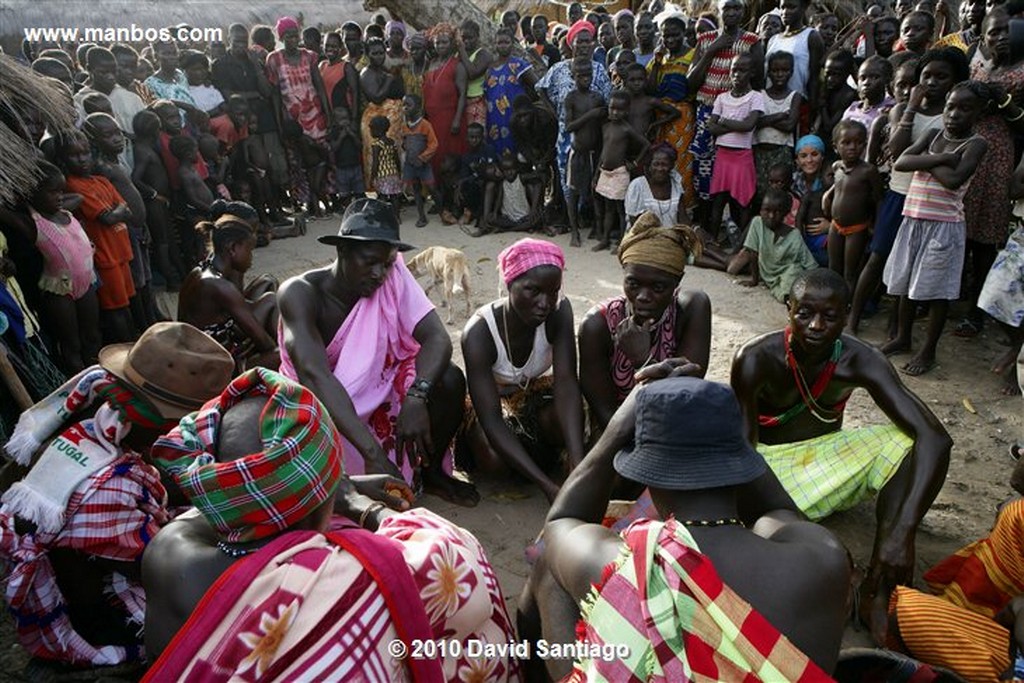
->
xmin=1000 ymin=93 xmax=1014 ymax=109
xmin=359 ymin=501 xmax=386 ymax=528
xmin=406 ymin=387 xmax=429 ymax=402
xmin=1009 ymin=109 xmax=1024 ymax=122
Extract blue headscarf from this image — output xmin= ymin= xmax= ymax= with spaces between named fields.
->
xmin=795 ymin=134 xmax=825 ymax=153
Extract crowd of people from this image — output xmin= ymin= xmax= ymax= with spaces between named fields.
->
xmin=0 ymin=0 xmax=1023 ymax=680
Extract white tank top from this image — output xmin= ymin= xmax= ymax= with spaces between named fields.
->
xmin=889 ymin=112 xmax=943 ymax=194
xmin=479 ymin=302 xmax=553 ymax=389
xmin=767 ymin=28 xmax=814 ymax=97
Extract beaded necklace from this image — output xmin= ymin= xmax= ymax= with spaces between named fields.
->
xmin=757 ymin=327 xmax=846 ymax=427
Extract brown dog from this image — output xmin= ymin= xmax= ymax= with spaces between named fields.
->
xmin=406 ymin=246 xmax=472 ymax=324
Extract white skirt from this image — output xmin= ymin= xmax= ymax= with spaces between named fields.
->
xmin=883 ymin=217 xmax=965 ymax=301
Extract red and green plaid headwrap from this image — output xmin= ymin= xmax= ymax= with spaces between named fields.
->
xmin=150 ymin=368 xmax=343 ymax=542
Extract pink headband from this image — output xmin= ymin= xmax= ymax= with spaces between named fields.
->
xmin=275 ymin=16 xmax=299 ymax=39
xmin=498 ymin=238 xmax=565 ymax=285
xmin=566 ymin=20 xmax=596 ymax=47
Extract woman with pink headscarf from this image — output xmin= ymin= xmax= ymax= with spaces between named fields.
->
xmin=459 ymin=238 xmax=585 ymax=502
xmin=264 ymin=16 xmax=332 ymax=212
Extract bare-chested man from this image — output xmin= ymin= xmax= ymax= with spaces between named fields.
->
xmin=519 ymin=368 xmax=850 ymax=681
xmin=277 ymin=198 xmax=479 ymax=506
xmin=730 ymin=268 xmax=952 ymax=643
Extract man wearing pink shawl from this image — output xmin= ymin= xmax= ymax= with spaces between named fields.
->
xmin=277 ymin=198 xmax=479 ymax=506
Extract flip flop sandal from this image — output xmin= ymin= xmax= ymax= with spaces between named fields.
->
xmin=954 ymin=318 xmax=981 ymax=338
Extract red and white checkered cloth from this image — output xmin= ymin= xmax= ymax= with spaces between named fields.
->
xmin=0 ymin=452 xmax=168 ymax=665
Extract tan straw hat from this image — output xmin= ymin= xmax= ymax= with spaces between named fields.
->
xmin=98 ymin=322 xmax=235 ymax=419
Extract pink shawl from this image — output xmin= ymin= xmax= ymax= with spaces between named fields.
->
xmin=279 ymin=255 xmax=434 ymax=476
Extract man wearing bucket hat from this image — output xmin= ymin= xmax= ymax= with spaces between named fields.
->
xmin=0 ymin=322 xmax=233 ymax=667
xmin=277 ymin=197 xmax=479 ymax=506
xmin=518 ymin=373 xmax=850 ymax=681
xmin=142 ymin=369 xmax=519 ymax=681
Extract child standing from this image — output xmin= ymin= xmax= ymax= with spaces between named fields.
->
xmin=815 ymin=50 xmax=858 ymax=149
xmin=706 ymin=53 xmax=764 ymax=246
xmin=564 ymin=56 xmax=606 ymax=248
xmin=842 ymin=56 xmax=896 ymax=158
xmin=823 ymin=119 xmax=883 ymax=293
xmin=882 ymin=81 xmax=989 ymax=376
xmin=328 ymin=107 xmax=365 ymax=212
xmin=622 ymin=62 xmax=681 ymax=142
xmin=848 ymin=49 xmax=963 ymax=335
xmin=369 ymin=115 xmax=403 ymax=220
xmin=59 ymin=131 xmax=136 ymax=343
xmin=26 ymin=161 xmax=100 ymax=372
xmin=594 ymin=90 xmax=650 ymax=253
xmin=132 ymin=109 xmax=180 ymax=289
xmin=754 ymin=51 xmax=800 ymax=196
xmin=400 ymin=94 xmax=439 ymax=228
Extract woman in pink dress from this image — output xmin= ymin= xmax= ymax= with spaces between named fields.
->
xmin=265 ymin=16 xmax=331 ymax=208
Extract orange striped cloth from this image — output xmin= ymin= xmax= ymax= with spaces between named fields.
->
xmin=923 ymin=499 xmax=1024 ymax=618
xmin=889 ymin=587 xmax=1010 ymax=682
xmin=889 ymin=499 xmax=1024 ymax=682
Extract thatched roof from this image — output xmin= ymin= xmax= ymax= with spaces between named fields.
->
xmin=0 ymin=55 xmax=76 ymax=204
xmin=0 ymin=0 xmax=374 ymax=56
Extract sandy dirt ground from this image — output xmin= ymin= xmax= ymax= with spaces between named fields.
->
xmin=3 ymin=211 xmax=1021 ymax=678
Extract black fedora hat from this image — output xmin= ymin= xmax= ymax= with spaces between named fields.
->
xmin=318 ymin=197 xmax=414 ymax=251
xmin=613 ymin=377 xmax=767 ymax=491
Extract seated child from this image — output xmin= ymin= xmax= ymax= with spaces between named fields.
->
xmin=480 ymin=152 xmax=543 ymax=234
xmin=823 ymin=119 xmax=883 ymax=293
xmin=594 ymin=89 xmax=649 ymax=252
xmin=369 ymin=114 xmax=403 ymax=220
xmin=327 ymin=107 xmax=365 ymax=212
xmin=399 ymin=93 xmax=439 ymax=227
xmin=727 ymin=187 xmax=818 ymax=301
xmin=456 ymin=122 xmax=498 ymax=228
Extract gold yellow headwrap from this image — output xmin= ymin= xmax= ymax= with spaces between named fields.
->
xmin=617 ymin=212 xmax=702 ymax=278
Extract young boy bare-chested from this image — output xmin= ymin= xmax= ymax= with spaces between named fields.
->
xmin=564 ymin=56 xmax=606 ymax=248
xmin=131 ymin=109 xmax=180 ymax=288
xmin=594 ymin=90 xmax=649 ymax=253
xmin=622 ymin=62 xmax=680 ymax=142
xmin=823 ymin=119 xmax=883 ymax=292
